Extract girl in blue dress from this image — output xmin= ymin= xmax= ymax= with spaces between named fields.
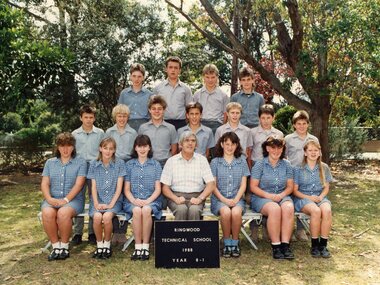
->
xmin=87 ymin=137 xmax=126 ymax=259
xmin=210 ymin=132 xmax=250 ymax=258
xmin=293 ymin=140 xmax=333 ymax=258
xmin=41 ymin=132 xmax=87 ymax=261
xmin=123 ymin=135 xmax=162 ymax=261
xmin=250 ymin=136 xmax=295 ymax=260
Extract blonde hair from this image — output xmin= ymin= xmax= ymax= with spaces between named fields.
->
xmin=202 ymin=64 xmax=220 ymax=77
xmin=302 ymin=140 xmax=326 ymax=187
xmin=226 ymin=102 xmax=243 ymax=113
xmin=97 ymin=137 xmax=117 ymax=162
xmin=112 ymin=104 xmax=130 ymax=121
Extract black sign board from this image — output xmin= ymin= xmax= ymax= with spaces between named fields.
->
xmin=155 ymin=220 xmax=220 ymax=268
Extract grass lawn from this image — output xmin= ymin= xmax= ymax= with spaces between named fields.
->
xmin=0 ymin=160 xmax=379 ymax=285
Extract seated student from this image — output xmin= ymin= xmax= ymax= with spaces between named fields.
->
xmin=193 ymin=63 xmax=229 ymax=134
xmin=161 ymin=131 xmax=215 ymax=220
xmin=250 ymin=136 xmax=295 ymax=260
xmin=88 ymin=137 xmax=126 ymax=259
xmin=123 ymin=135 xmax=162 ymax=261
xmin=210 ymin=132 xmax=250 ymax=258
xmin=40 ymin=132 xmax=87 ymax=261
xmin=293 ymin=140 xmax=333 ymax=258
xmin=177 ymin=102 xmax=215 ymax=158
xmin=138 ymin=95 xmax=178 ymax=168
xmin=118 ymin=63 xmax=153 ymax=132
xmin=215 ymin=102 xmax=253 ymax=169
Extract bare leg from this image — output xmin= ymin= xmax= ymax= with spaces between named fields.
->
xmin=320 ymin=203 xmax=332 ymax=237
xmin=102 ymin=212 xmax=114 ymax=241
xmin=57 ymin=207 xmax=76 ymax=243
xmin=93 ymin=212 xmax=104 ymax=241
xmin=280 ymin=201 xmax=294 ymax=243
xmin=132 ymin=207 xmax=143 ymax=244
xmin=231 ymin=206 xmax=243 ymax=240
xmin=142 ymin=206 xmax=153 ymax=244
xmin=42 ymin=207 xmax=59 ymax=243
xmin=302 ymin=203 xmax=321 ymax=237
xmin=261 ymin=202 xmax=281 ymax=243
xmin=219 ymin=207 xmax=232 ymax=239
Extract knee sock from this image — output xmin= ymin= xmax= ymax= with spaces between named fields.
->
xmin=311 ymin=237 xmax=319 ymax=248
xmin=320 ymin=237 xmax=328 ymax=247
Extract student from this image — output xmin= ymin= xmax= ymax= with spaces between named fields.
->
xmin=230 ymin=66 xmax=265 ymax=128
xmin=71 ymin=105 xmax=104 ymax=245
xmin=285 ymin=110 xmax=319 ymax=241
xmin=177 ymin=102 xmax=215 ymax=158
xmin=88 ymin=137 xmax=126 ymax=259
xmin=210 ymin=132 xmax=250 ymax=258
xmin=138 ymin=95 xmax=178 ymax=168
xmin=123 ymin=135 xmax=162 ymax=261
xmin=153 ymin=56 xmax=193 ymax=130
xmin=215 ymin=102 xmax=253 ymax=169
xmin=250 ymin=136 xmax=295 ymax=260
xmin=41 ymin=132 xmax=87 ymax=261
xmin=193 ymin=63 xmax=229 ymax=134
xmin=118 ymin=63 xmax=153 ymax=132
xmin=293 ymin=140 xmax=333 ymax=258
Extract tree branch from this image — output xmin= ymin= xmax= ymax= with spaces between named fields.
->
xmin=6 ymin=0 xmax=52 ymax=25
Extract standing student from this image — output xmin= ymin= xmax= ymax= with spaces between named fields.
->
xmin=230 ymin=66 xmax=265 ymax=129
xmin=123 ymin=135 xmax=162 ymax=261
xmin=293 ymin=140 xmax=333 ymax=258
xmin=177 ymin=102 xmax=215 ymax=158
xmin=71 ymin=105 xmax=104 ymax=245
xmin=138 ymin=95 xmax=178 ymax=168
xmin=210 ymin=132 xmax=250 ymax=258
xmin=88 ymin=137 xmax=126 ymax=259
xmin=41 ymin=133 xmax=87 ymax=261
xmin=118 ymin=63 xmax=153 ymax=132
xmin=153 ymin=56 xmax=193 ymax=130
xmin=250 ymin=136 xmax=295 ymax=260
xmin=215 ymin=102 xmax=253 ymax=169
xmin=193 ymin=63 xmax=229 ymax=134
xmin=285 ymin=110 xmax=319 ymax=241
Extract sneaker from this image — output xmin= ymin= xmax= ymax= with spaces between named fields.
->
xmin=310 ymin=246 xmax=321 ymax=258
xmin=296 ymin=229 xmax=309 ymax=241
xmin=131 ymin=249 xmax=141 ymax=261
xmin=250 ymin=223 xmax=259 ymax=243
xmin=71 ymin=234 xmax=82 ymax=245
xmin=140 ymin=249 xmax=150 ymax=261
xmin=102 ymin=247 xmax=112 ymax=259
xmin=319 ymin=246 xmax=331 ymax=258
xmin=48 ymin=248 xmax=61 ymax=261
xmin=92 ymin=248 xmax=103 ymax=259
xmin=231 ymin=245 xmax=241 ymax=258
xmin=88 ymin=234 xmax=96 ymax=245
xmin=282 ymin=246 xmax=295 ymax=260
xmin=222 ymin=246 xmax=232 ymax=258
xmin=272 ymin=247 xmax=285 ymax=260
xmin=58 ymin=248 xmax=70 ymax=260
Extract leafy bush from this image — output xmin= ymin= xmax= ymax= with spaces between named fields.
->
xmin=273 ymin=105 xmax=297 ymax=134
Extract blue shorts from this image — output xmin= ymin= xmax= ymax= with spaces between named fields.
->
xmin=250 ymin=194 xmax=293 ymax=213
xmin=41 ymin=198 xmax=84 ymax=215
xmin=293 ymin=197 xmax=331 ymax=212
xmin=211 ymin=197 xmax=246 ymax=216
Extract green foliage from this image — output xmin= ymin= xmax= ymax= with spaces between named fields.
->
xmin=273 ymin=105 xmax=297 ymax=134
xmin=1 ymin=112 xmax=23 ymax=133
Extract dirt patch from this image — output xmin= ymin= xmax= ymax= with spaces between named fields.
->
xmin=0 ymin=172 xmax=41 ymax=186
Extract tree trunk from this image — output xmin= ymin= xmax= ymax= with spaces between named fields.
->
xmin=231 ymin=2 xmax=240 ymax=95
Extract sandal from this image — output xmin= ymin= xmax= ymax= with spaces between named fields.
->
xmin=140 ymin=249 xmax=150 ymax=261
xmin=131 ymin=249 xmax=141 ymax=261
xmin=102 ymin=247 xmax=112 ymax=259
xmin=92 ymin=248 xmax=103 ymax=259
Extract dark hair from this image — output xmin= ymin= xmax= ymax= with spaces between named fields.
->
xmin=129 ymin=63 xmax=146 ymax=77
xmin=259 ymin=104 xmax=275 ymax=117
xmin=238 ymin=66 xmax=254 ymax=80
xmin=131 ymin=135 xmax=153 ymax=159
xmin=262 ymin=136 xmax=286 ymax=159
xmin=185 ymin=102 xmax=203 ymax=114
xmin=148 ymin=95 xmax=167 ymax=110
xmin=79 ymin=105 xmax=96 ymax=117
xmin=214 ymin=132 xmax=243 ymax=158
xmin=165 ymin=56 xmax=182 ymax=68
xmin=55 ymin=132 xmax=76 ymax=158
xmin=292 ymin=110 xmax=310 ymax=124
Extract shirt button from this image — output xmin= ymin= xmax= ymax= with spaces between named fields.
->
xmin=61 ymin=183 xmax=63 ymax=186
xmin=105 ymin=171 xmax=108 ymax=174
xmin=105 ymin=181 xmax=109 ymax=184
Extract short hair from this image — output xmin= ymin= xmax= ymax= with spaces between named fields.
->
xmin=185 ymin=102 xmax=203 ymax=114
xmin=202 ymin=63 xmax=219 ymax=77
xmin=179 ymin=131 xmax=198 ymax=147
xmin=226 ymin=102 xmax=243 ymax=113
xmin=112 ymin=104 xmax=130 ymax=121
xmin=148 ymin=95 xmax=167 ymax=110
xmin=259 ymin=104 xmax=275 ymax=117
xmin=238 ymin=66 xmax=254 ymax=80
xmin=79 ymin=105 xmax=96 ymax=116
xmin=131 ymin=135 xmax=153 ymax=159
xmin=97 ymin=137 xmax=117 ymax=161
xmin=292 ymin=110 xmax=310 ymax=124
xmin=165 ymin=56 xmax=182 ymax=68
xmin=262 ymin=136 xmax=286 ymax=159
xmin=129 ymin=63 xmax=146 ymax=77
xmin=213 ymin=132 xmax=243 ymax=158
xmin=55 ymin=132 xmax=76 ymax=158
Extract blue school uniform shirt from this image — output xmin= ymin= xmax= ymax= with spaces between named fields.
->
xmin=125 ymin=158 xmax=162 ymax=199
xmin=42 ymin=156 xmax=87 ymax=200
xmin=177 ymin=124 xmax=215 ymax=157
xmin=87 ymin=158 xmax=126 ymax=204
xmin=106 ymin=124 xmax=137 ymax=161
xmin=251 ymin=157 xmax=293 ymax=194
xmin=294 ymin=163 xmax=332 ymax=196
xmin=210 ymin=157 xmax=250 ymax=199
xmin=72 ymin=126 xmax=104 ymax=162
xmin=118 ymin=87 xmax=153 ymax=120
xmin=230 ymin=90 xmax=264 ymax=127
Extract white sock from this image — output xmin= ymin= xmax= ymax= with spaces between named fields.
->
xmin=61 ymin=242 xmax=69 ymax=250
xmin=135 ymin=244 xmax=142 ymax=250
xmin=52 ymin=242 xmax=60 ymax=249
xmin=103 ymin=240 xmax=111 ymax=249
xmin=97 ymin=241 xmax=104 ymax=248
xmin=142 ymin=243 xmax=150 ymax=251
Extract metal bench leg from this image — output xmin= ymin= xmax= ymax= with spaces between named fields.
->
xmin=41 ymin=241 xmax=51 ymax=253
xmin=240 ymin=226 xmax=258 ymax=250
xmin=121 ymin=236 xmax=135 ymax=252
xmin=299 ymin=216 xmax=310 ymax=235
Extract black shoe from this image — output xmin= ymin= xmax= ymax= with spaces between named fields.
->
xmin=231 ymin=245 xmax=241 ymax=258
xmin=88 ymin=234 xmax=96 ymax=245
xmin=71 ymin=234 xmax=82 ymax=245
xmin=282 ymin=247 xmax=295 ymax=260
xmin=131 ymin=249 xmax=141 ymax=261
xmin=92 ymin=248 xmax=103 ymax=259
xmin=319 ymin=246 xmax=331 ymax=258
xmin=102 ymin=247 xmax=112 ymax=259
xmin=140 ymin=249 xmax=150 ymax=261
xmin=48 ymin=248 xmax=61 ymax=261
xmin=272 ymin=247 xmax=285 ymax=260
xmin=222 ymin=246 xmax=232 ymax=258
xmin=58 ymin=248 xmax=70 ymax=260
xmin=311 ymin=246 xmax=321 ymax=258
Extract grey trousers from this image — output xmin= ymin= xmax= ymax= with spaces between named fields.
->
xmin=167 ymin=191 xmax=205 ymax=220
